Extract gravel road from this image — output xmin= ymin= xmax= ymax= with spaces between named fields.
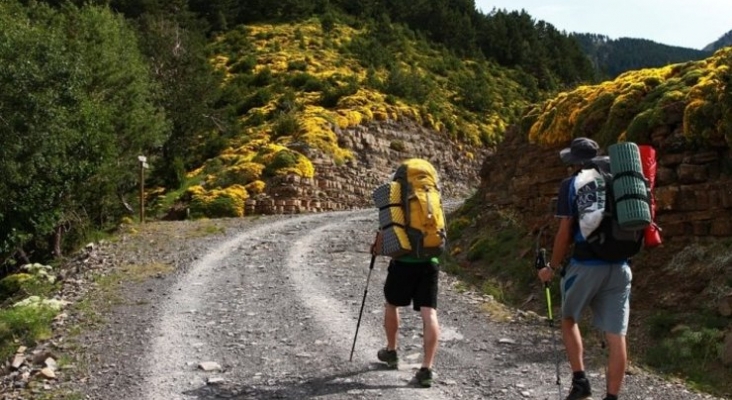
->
xmin=62 ymin=210 xmax=727 ymax=400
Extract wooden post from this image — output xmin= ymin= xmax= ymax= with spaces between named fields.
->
xmin=138 ymin=155 xmax=147 ymax=224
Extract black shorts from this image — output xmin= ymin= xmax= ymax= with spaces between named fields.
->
xmin=383 ymin=259 xmax=439 ymax=311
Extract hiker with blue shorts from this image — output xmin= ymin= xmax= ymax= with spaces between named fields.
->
xmin=538 ymin=137 xmax=633 ymax=400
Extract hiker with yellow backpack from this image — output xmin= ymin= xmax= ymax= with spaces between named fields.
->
xmin=369 ymin=158 xmax=447 ymax=388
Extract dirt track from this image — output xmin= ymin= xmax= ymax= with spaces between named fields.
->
xmin=43 ymin=210 xmax=728 ymax=400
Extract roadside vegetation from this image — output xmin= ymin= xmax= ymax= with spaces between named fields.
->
xmin=1 ymin=0 xmax=730 ymax=397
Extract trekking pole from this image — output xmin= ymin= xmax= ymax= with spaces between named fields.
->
xmin=535 ymin=248 xmax=562 ymax=399
xmin=350 ymin=254 xmax=376 ymax=361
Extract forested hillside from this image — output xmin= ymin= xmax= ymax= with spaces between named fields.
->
xmin=704 ymin=29 xmax=732 ymax=52
xmin=0 ymin=0 xmax=596 ymax=269
xmin=2 ymin=1 xmax=731 ymax=395
xmin=573 ymin=33 xmax=713 ymax=79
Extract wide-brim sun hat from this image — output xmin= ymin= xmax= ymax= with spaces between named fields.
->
xmin=560 ymin=137 xmax=599 ymax=164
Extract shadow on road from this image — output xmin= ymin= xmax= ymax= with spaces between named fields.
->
xmin=183 ymin=363 xmax=416 ymax=399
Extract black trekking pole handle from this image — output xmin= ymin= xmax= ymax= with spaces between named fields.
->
xmin=350 ymin=254 xmax=376 ymax=361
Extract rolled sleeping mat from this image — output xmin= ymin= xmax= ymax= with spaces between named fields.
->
xmin=372 ymin=182 xmax=399 ymax=209
xmin=373 ymin=181 xmax=411 ymax=257
xmin=373 ymin=182 xmax=406 ymax=228
xmin=381 ymin=225 xmax=411 ymax=258
xmin=608 ymin=142 xmax=652 ymax=230
xmin=379 ymin=205 xmax=405 ymax=229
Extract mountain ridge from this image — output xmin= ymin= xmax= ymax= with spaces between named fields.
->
xmin=704 ymin=29 xmax=732 ymax=52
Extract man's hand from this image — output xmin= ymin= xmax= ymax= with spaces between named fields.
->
xmin=538 ymin=265 xmax=554 ymax=283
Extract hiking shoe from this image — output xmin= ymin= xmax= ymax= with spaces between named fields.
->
xmin=415 ymin=367 xmax=433 ymax=388
xmin=377 ymin=348 xmax=398 ymax=369
xmin=565 ymin=377 xmax=592 ymax=400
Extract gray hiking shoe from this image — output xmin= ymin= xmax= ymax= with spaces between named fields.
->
xmin=566 ymin=377 xmax=592 ymax=400
xmin=415 ymin=367 xmax=433 ymax=387
xmin=377 ymin=348 xmax=398 ymax=369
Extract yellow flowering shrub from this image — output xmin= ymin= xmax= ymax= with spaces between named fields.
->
xmin=245 ymin=180 xmax=266 ymax=194
xmin=525 ymin=47 xmax=732 ymax=148
xmin=187 ymin=184 xmax=249 ymax=218
xmin=211 ymin=17 xmax=530 ymax=166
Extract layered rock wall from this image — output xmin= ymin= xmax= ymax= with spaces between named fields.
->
xmin=246 ymin=120 xmax=488 ymax=214
xmin=480 ymin=127 xmax=732 ymax=242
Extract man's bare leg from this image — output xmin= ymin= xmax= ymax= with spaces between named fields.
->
xmin=604 ymin=332 xmax=627 ymax=396
xmin=562 ymin=317 xmax=585 ymax=372
xmin=384 ymin=303 xmax=399 ymax=350
xmin=420 ymin=307 xmax=439 ymax=368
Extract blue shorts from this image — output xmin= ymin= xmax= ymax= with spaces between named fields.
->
xmin=560 ymin=260 xmax=632 ymax=335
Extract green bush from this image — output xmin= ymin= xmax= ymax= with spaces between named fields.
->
xmin=346 ymin=34 xmax=393 ymax=69
xmin=0 ymin=273 xmax=33 ymax=301
xmin=286 ymin=59 xmax=308 ymax=71
xmin=0 ymin=305 xmax=57 ymax=360
xmin=447 ymin=217 xmax=471 ymax=240
xmin=236 ymin=88 xmax=273 ymax=115
xmin=288 ymin=72 xmax=323 ymax=92
xmin=320 ymin=12 xmax=336 ymax=33
xmin=384 ymin=66 xmax=432 ymax=103
xmin=319 ymin=77 xmax=359 ymax=108
xmin=273 ymin=112 xmax=301 ymax=138
xmin=646 ymin=326 xmax=725 ymax=374
xmin=389 ymin=140 xmax=406 ymax=152
xmin=0 ymin=273 xmax=57 ymax=304
xmin=230 ymin=55 xmax=257 ymax=74
xmin=265 ymin=150 xmax=298 ymax=176
xmin=625 ymin=109 xmax=655 ymax=144
xmin=252 ymin=67 xmax=274 ymax=87
xmin=647 ymin=310 xmax=680 ymax=339
xmin=207 ymin=197 xmax=242 ymax=218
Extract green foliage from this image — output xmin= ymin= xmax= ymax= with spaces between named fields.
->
xmin=0 ymin=1 xmax=169 ymax=265
xmin=287 ymin=59 xmax=309 ymax=71
xmin=389 ymin=140 xmax=406 ymax=152
xmin=236 ymin=87 xmax=274 ymax=115
xmin=288 ymin=72 xmax=324 ymax=92
xmin=346 ymin=31 xmax=395 ymax=69
xmin=527 ymin=47 xmax=732 ymax=148
xmin=0 ymin=274 xmax=34 ymax=302
xmin=264 ymin=150 xmax=298 ymax=176
xmin=319 ymin=75 xmax=360 ymax=107
xmin=252 ymin=67 xmax=275 ymax=87
xmin=384 ymin=66 xmax=432 ymax=103
xmin=447 ymin=216 xmax=471 ymax=240
xmin=230 ymin=55 xmax=258 ymax=74
xmin=273 ymin=112 xmax=301 ymax=138
xmin=191 ymin=196 xmax=240 ymax=219
xmin=625 ymin=109 xmax=655 ymax=144
xmin=646 ymin=326 xmax=726 ymax=380
xmin=0 ymin=305 xmax=57 ymax=360
xmin=648 ymin=310 xmax=680 ymax=339
xmin=480 ymin=279 xmax=506 ymax=302
xmin=320 ymin=11 xmax=337 ymax=33
xmin=454 ymin=71 xmax=494 ymax=113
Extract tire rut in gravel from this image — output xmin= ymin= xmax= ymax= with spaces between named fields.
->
xmin=78 ymin=210 xmax=728 ymax=400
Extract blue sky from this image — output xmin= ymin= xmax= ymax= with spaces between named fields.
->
xmin=474 ymin=0 xmax=732 ymax=50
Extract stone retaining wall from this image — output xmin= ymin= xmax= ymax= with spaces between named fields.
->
xmin=248 ymin=119 xmax=488 ymax=214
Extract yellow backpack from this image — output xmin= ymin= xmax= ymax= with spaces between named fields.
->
xmin=372 ymin=159 xmax=446 ymax=258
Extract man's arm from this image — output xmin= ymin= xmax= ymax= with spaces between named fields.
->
xmin=551 ymin=217 xmax=574 ymax=267
xmin=539 ymin=217 xmax=573 ymax=282
xmin=539 ymin=176 xmax=575 ymax=282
